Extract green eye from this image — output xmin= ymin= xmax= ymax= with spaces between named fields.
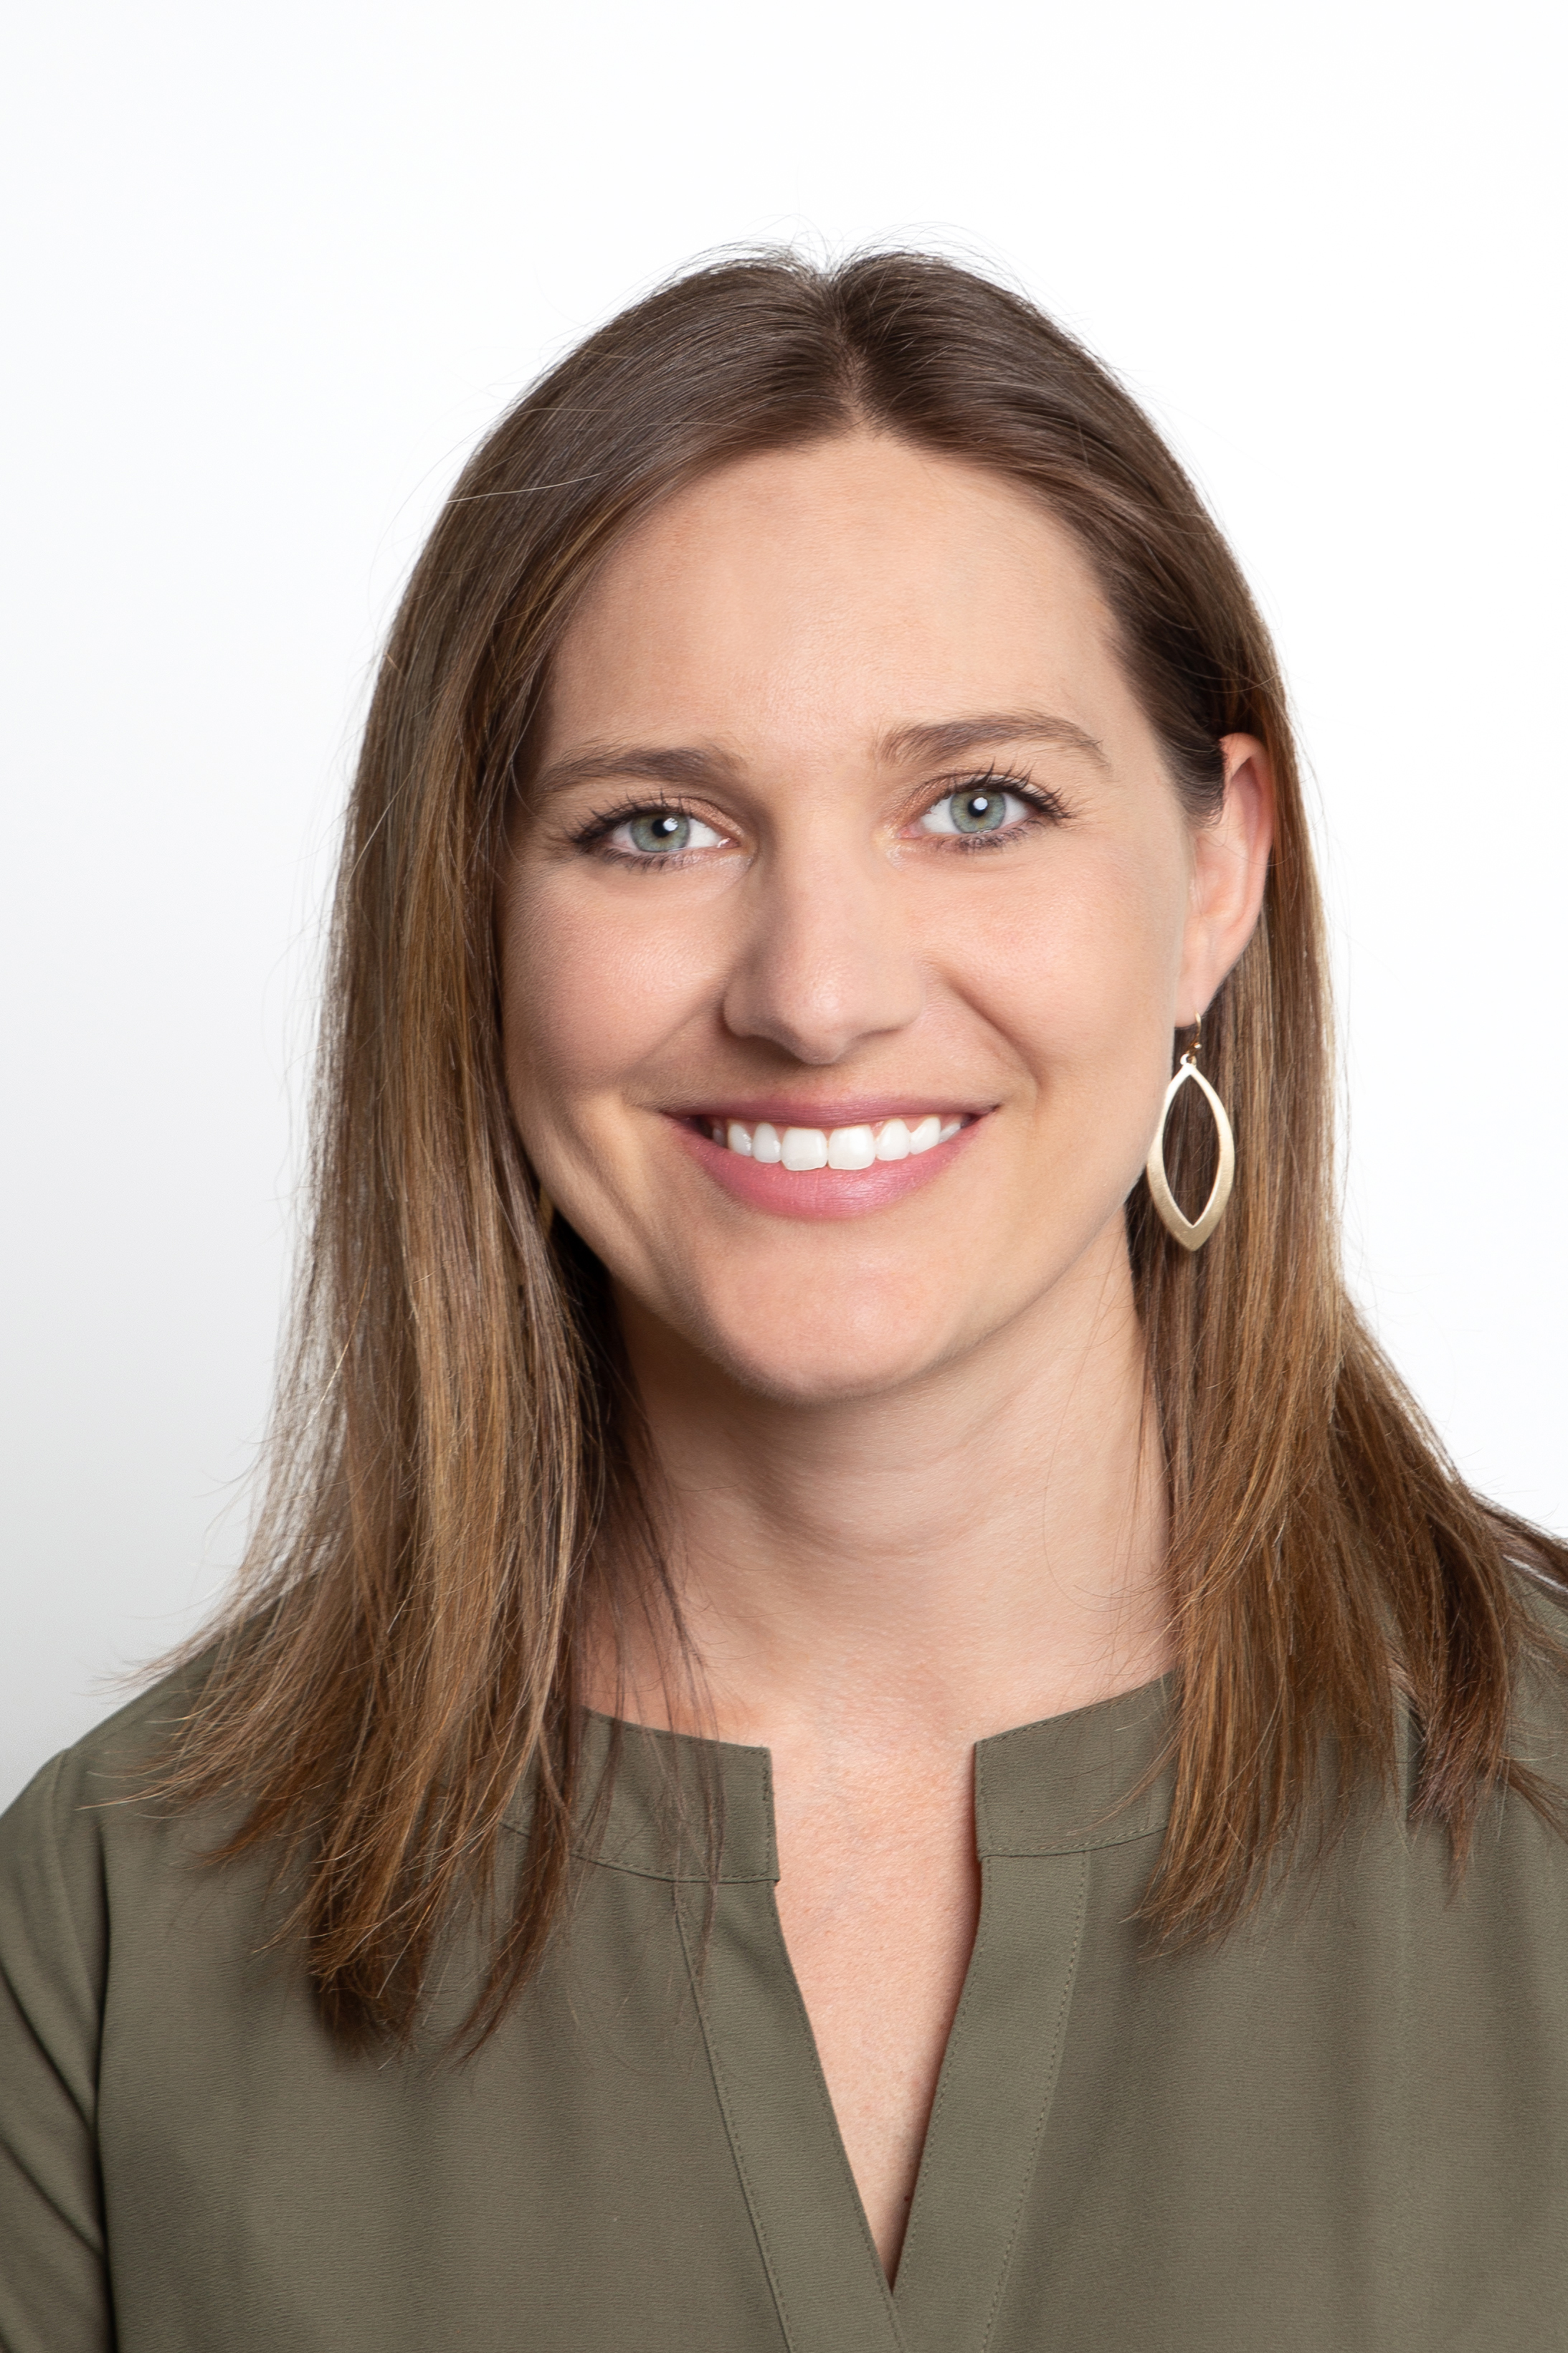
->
xmin=628 ymin=811 xmax=690 ymax=853
xmin=919 ymin=785 xmax=1022 ymax=838
xmin=950 ymin=789 xmax=1006 ymax=833
xmin=604 ymin=808 xmax=727 ymax=858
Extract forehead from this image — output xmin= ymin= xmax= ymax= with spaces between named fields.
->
xmin=540 ymin=433 xmax=1148 ymax=770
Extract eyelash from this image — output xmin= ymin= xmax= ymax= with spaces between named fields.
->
xmin=922 ymin=767 xmax=1068 ymax=853
xmin=568 ymin=770 xmax=1068 ymax=868
xmin=571 ymin=795 xmax=721 ymax=870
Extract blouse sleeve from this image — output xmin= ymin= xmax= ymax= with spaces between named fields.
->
xmin=0 ymin=1748 xmax=113 ymax=2353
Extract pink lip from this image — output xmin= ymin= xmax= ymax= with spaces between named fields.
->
xmin=670 ymin=1112 xmax=984 ymax=1222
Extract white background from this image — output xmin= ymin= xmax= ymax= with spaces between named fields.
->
xmin=4 ymin=0 xmax=1564 ymax=1806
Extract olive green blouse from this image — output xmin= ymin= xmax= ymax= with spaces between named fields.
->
xmin=4 ymin=1647 xmax=1568 ymax=2352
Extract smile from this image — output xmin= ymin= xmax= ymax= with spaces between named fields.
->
xmin=672 ymin=1105 xmax=984 ymax=1222
xmin=704 ymin=1114 xmax=965 ymax=1170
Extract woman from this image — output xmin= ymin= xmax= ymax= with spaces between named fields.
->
xmin=3 ymin=251 xmax=1566 ymax=2352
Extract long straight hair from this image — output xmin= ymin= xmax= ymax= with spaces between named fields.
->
xmin=153 ymin=250 xmax=1568 ymax=2046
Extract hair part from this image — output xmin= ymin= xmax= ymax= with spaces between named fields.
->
xmin=147 ymin=247 xmax=1568 ymax=2046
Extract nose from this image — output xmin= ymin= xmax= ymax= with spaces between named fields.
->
xmin=720 ymin=836 xmax=925 ymax=1065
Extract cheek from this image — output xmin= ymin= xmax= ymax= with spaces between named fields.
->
xmin=500 ymin=869 xmax=716 ymax=1122
xmin=958 ymin=843 xmax=1186 ymax=1140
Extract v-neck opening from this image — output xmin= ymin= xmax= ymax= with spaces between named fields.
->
xmin=559 ymin=1679 xmax=1175 ymax=2352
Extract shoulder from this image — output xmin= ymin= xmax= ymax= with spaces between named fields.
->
xmin=0 ymin=1667 xmax=232 ymax=2339
xmin=0 ymin=1665 xmax=216 ymax=2009
xmin=1 ymin=1662 xmax=209 ymax=1847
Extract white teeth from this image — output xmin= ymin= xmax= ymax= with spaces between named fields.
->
xmin=781 ymin=1125 xmax=829 ymax=1171
xmin=826 ymin=1124 xmax=877 ymax=1170
xmin=710 ymin=1113 xmax=966 ymax=1168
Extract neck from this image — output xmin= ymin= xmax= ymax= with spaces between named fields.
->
xmin=594 ymin=1220 xmax=1172 ymax=1751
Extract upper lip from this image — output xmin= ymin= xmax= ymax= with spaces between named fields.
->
xmin=663 ymin=1098 xmax=994 ymax=1128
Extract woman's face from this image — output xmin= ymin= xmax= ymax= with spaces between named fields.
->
xmin=498 ymin=433 xmax=1270 ymax=1403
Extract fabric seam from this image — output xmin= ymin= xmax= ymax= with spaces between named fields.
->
xmin=981 ymin=1848 xmax=1089 ymax=2353
xmin=673 ymin=1887 xmax=802 ymax=2353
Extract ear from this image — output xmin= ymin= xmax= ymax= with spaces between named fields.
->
xmin=1175 ymin=734 xmax=1275 ymax=1026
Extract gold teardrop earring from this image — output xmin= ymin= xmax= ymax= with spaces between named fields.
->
xmin=1145 ymin=1015 xmax=1235 ymax=1251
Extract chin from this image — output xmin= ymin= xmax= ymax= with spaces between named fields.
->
xmin=677 ymin=1270 xmax=972 ymax=1406
xmin=713 ymin=1336 xmax=950 ymax=1408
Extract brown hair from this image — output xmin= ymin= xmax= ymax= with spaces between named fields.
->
xmin=154 ymin=250 xmax=1568 ymax=2046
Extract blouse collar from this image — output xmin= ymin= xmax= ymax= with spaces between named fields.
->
xmin=563 ymin=1675 xmax=1175 ymax=1884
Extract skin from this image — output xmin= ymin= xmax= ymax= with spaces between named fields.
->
xmin=497 ymin=432 xmax=1273 ymax=2277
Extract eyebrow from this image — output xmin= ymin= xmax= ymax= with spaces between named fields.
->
xmin=531 ymin=743 xmax=736 ymax=802
xmin=877 ymin=710 xmax=1109 ymax=771
xmin=530 ymin=707 xmax=1108 ymax=803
